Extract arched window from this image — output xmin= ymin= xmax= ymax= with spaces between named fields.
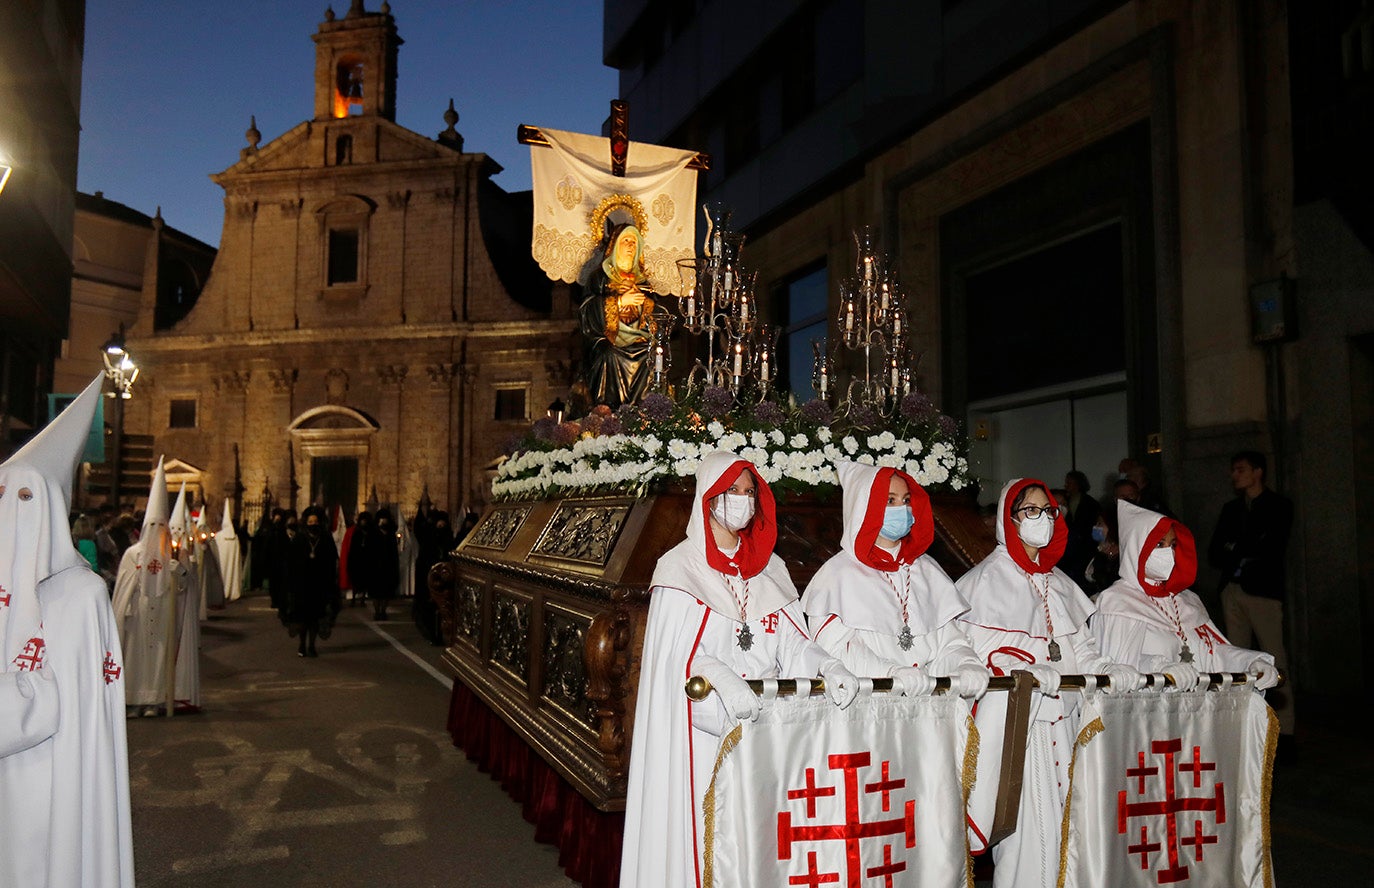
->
xmin=334 ymin=59 xmax=365 ymax=118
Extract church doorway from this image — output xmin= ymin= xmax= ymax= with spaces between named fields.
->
xmin=311 ymin=456 xmax=359 ymax=521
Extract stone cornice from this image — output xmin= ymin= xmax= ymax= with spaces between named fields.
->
xmin=127 ymin=318 xmax=577 ymax=358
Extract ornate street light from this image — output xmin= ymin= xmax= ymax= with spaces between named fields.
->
xmin=101 ymin=326 xmax=138 ymax=508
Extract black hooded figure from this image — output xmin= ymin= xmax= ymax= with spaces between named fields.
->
xmin=364 ymin=508 xmax=401 ymax=621
xmin=413 ymin=510 xmax=454 ymax=645
xmin=286 ymin=506 xmax=341 ymax=656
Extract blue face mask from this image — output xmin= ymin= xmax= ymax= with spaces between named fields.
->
xmin=1091 ymin=525 xmax=1107 ymax=543
xmin=879 ymin=505 xmax=915 ymax=541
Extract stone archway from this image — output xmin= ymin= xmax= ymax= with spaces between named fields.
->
xmin=287 ymin=405 xmax=379 ymax=518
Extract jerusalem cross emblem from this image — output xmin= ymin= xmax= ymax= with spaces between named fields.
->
xmin=146 ymin=559 xmax=163 ymax=575
xmin=13 ymin=636 xmax=46 ymax=671
xmin=1117 ymin=738 xmax=1226 ymax=884
xmin=103 ymin=651 xmax=123 ymax=684
xmin=777 ymin=751 xmax=916 ymax=887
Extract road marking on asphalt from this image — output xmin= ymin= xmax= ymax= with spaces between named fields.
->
xmin=365 ymin=619 xmax=453 ymax=691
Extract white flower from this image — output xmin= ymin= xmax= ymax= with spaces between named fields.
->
xmin=790 ymin=433 xmax=809 ymax=449
xmin=842 ymin=435 xmax=858 ymax=455
xmin=750 ymin=430 xmax=769 ymax=448
xmin=823 ymin=443 xmax=841 ymax=461
xmin=816 ymin=427 xmax=833 ymax=443
xmin=758 ymin=464 xmax=783 ymax=484
xmin=769 ymin=429 xmax=785 ymax=445
xmin=907 ymin=439 xmax=924 ymax=456
xmin=641 ymin=435 xmax=663 ymax=455
xmin=857 ymin=454 xmax=876 ymax=466
xmin=707 ymin=420 xmax=727 ymax=438
xmin=721 ymin=431 xmax=747 ymax=451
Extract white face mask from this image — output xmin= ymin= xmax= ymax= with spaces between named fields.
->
xmin=1016 ymin=513 xmax=1055 ymax=548
xmin=1144 ymin=547 xmax=1175 ymax=582
xmin=710 ymin=493 xmax=755 ymax=532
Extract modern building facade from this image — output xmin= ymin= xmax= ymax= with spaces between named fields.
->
xmin=607 ymin=0 xmax=1372 ymax=697
xmin=0 ymin=0 xmax=86 ymax=455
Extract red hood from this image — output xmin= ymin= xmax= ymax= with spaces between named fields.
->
xmin=1136 ymin=516 xmax=1198 ymax=597
xmin=1000 ymin=477 xmax=1066 ymax=575
xmin=700 ymin=459 xmax=777 ymax=579
xmin=853 ymin=468 xmax=933 ymax=571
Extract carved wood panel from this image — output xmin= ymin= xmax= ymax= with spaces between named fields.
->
xmin=490 ymin=591 xmax=530 ymax=683
xmin=529 ymin=500 xmax=631 ymax=567
xmin=468 ymin=506 xmax=531 ymax=551
xmin=455 ymin=580 xmax=482 ymax=649
xmin=541 ymin=606 xmax=596 ymax=730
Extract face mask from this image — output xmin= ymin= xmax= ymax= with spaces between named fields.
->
xmin=1016 ymin=513 xmax=1055 ymax=548
xmin=1091 ymin=525 xmax=1107 ymax=543
xmin=1144 ymin=546 xmax=1175 ymax=582
xmin=710 ymin=493 xmax=755 ymax=532
xmin=879 ymin=505 xmax=914 ymax=541
xmin=306 ymin=524 xmax=322 ymax=537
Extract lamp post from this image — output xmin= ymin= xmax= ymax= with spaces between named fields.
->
xmin=101 ymin=327 xmax=139 ymax=509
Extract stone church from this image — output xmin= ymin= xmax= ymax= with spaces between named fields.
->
xmin=125 ymin=1 xmax=577 ymax=523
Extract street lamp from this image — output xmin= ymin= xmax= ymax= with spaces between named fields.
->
xmin=101 ymin=327 xmax=139 ymax=509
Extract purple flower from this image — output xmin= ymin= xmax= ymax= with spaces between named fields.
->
xmin=799 ymin=399 xmax=833 ymax=426
xmin=900 ymin=391 xmax=937 ymax=422
xmin=937 ymin=414 xmax=959 ymax=437
xmin=750 ymin=400 xmax=785 ymax=427
xmin=531 ymin=417 xmax=556 ymax=442
xmin=702 ymin=386 xmax=734 ymax=418
xmin=581 ymin=412 xmax=605 ymax=434
xmin=600 ymin=416 xmax=623 ymax=437
xmin=640 ymin=392 xmax=675 ymax=424
xmin=552 ymin=421 xmax=582 ymax=447
xmin=847 ymin=404 xmax=878 ymax=428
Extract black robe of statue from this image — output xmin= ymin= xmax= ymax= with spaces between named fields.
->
xmin=579 ymin=270 xmax=667 ymax=410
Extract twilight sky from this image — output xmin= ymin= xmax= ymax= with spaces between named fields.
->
xmin=76 ymin=0 xmax=619 ymax=247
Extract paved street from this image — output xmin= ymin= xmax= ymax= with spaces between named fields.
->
xmin=124 ymin=592 xmax=575 ymax=888
xmin=127 ymin=591 xmax=1371 ymax=887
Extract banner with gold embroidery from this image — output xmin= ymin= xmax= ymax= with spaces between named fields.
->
xmin=529 ymin=127 xmax=697 ymax=295
xmin=1061 ymin=688 xmax=1277 ymax=888
xmin=703 ymin=693 xmax=974 ymax=888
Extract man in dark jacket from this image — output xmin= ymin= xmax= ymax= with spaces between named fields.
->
xmin=1208 ymin=450 xmax=1294 ymax=741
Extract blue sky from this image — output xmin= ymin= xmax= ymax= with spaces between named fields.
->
xmin=77 ymin=0 xmax=618 ymax=246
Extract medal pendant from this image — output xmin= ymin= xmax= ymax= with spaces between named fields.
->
xmin=897 ymin=624 xmax=914 ymax=651
xmin=1179 ymin=643 xmax=1194 ymax=664
xmin=737 ymin=623 xmax=754 ymax=651
xmin=1047 ymin=640 xmax=1062 ymax=662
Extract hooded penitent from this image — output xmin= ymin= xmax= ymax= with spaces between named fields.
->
xmin=803 ymin=462 xmax=968 ymax=648
xmin=0 ymin=373 xmax=135 ymax=888
xmin=1093 ymin=501 xmax=1269 ymax=673
xmin=956 ymin=477 xmax=1093 ymax=656
xmin=216 ymin=499 xmax=243 ymax=602
xmin=111 ymin=456 xmax=180 ymax=706
xmin=621 ymin=450 xmax=827 ymax=888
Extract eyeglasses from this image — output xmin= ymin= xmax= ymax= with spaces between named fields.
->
xmin=1014 ymin=505 xmax=1061 ymax=520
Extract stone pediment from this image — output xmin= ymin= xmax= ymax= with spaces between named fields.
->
xmin=217 ymin=118 xmax=466 ymax=178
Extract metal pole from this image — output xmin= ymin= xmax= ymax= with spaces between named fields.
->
xmin=110 ymin=392 xmax=125 ymax=509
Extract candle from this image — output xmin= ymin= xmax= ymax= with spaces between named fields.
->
xmin=686 ymin=292 xmax=696 ymax=319
xmin=724 ymin=268 xmax=734 ymax=293
xmin=654 ymin=347 xmax=664 ymax=374
xmin=712 ymin=230 xmax=722 ymax=257
xmin=761 ymin=352 xmax=770 ymax=380
xmin=892 ymin=312 xmax=902 ymax=337
xmin=863 ymin=256 xmax=874 ymax=284
xmin=820 ymin=369 xmax=829 ymax=398
xmin=844 ymin=302 xmax=855 ymax=332
xmin=733 ymin=347 xmax=743 ymax=378
xmin=740 ymin=295 xmax=749 ymax=324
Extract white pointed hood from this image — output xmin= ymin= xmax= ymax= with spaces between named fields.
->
xmin=169 ymin=482 xmax=191 ymax=549
xmin=218 ymin=499 xmax=237 ymax=542
xmin=215 ymin=498 xmax=244 ymax=603
xmin=649 ymin=450 xmax=797 ymax=621
xmin=802 ymin=461 xmax=967 ymax=635
xmin=0 ymin=373 xmax=103 ymax=670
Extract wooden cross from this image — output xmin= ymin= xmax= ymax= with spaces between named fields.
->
xmin=518 ymin=99 xmax=711 ymax=177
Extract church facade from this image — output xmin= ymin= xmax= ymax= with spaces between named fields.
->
xmin=125 ymin=3 xmax=577 ymax=524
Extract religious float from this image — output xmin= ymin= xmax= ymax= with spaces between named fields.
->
xmin=430 ymin=103 xmax=992 ymax=887
xmin=431 ymin=105 xmax=1277 ymax=888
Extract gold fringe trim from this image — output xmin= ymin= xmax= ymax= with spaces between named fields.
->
xmin=963 ymin=712 xmax=980 ymax=888
xmin=1056 ymin=716 xmax=1105 ymax=888
xmin=1262 ymin=705 xmax=1279 ymax=888
xmin=702 ymin=723 xmax=744 ymax=888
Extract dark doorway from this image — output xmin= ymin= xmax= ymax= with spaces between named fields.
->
xmin=311 ymin=456 xmax=359 ymax=521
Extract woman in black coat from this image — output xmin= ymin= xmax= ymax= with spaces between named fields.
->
xmin=286 ymin=506 xmax=341 ymax=656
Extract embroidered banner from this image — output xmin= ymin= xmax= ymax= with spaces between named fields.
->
xmin=529 ymin=127 xmax=698 ymax=294
xmin=1061 ymin=688 xmax=1277 ymax=888
xmin=704 ymin=692 xmax=974 ymax=888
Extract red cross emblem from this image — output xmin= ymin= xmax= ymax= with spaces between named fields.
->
xmin=777 ymin=752 xmax=917 ymax=888
xmin=1117 ymin=738 xmax=1226 ymax=883
xmin=762 ymin=613 xmax=780 ymax=635
xmin=0 ymin=583 xmax=10 ymax=607
xmin=146 ymin=559 xmax=163 ymax=575
xmin=13 ymin=636 xmax=45 ymax=672
xmin=103 ymin=651 xmax=123 ymax=684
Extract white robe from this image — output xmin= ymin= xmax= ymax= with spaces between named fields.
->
xmin=1092 ymin=501 xmax=1273 ymax=675
xmin=216 ymin=504 xmax=243 ymax=603
xmin=0 ymin=567 xmax=136 ymax=888
xmin=955 ymin=478 xmax=1115 ymax=888
xmin=619 ymin=451 xmax=831 ymax=888
xmin=802 ymin=461 xmax=980 ymax=679
xmin=112 ymin=537 xmax=183 ymax=708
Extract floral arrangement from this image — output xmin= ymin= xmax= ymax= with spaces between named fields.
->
xmin=491 ymin=387 xmax=971 ymax=502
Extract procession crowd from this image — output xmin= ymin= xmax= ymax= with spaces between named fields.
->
xmin=621 ymin=449 xmax=1291 ymax=888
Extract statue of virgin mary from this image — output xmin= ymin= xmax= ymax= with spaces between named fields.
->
xmin=578 ymin=222 xmax=669 ymax=409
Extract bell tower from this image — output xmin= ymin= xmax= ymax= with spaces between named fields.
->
xmin=312 ymin=1 xmax=402 ymax=122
